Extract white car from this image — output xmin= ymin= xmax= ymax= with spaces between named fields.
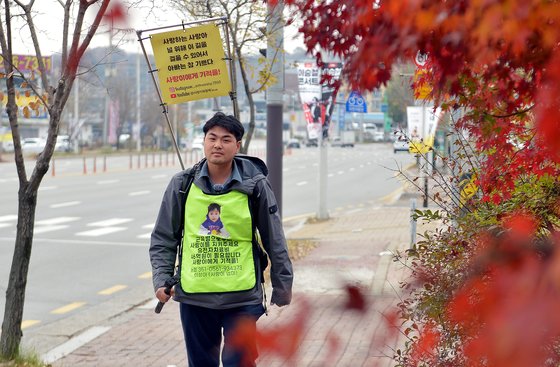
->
xmin=191 ymin=135 xmax=204 ymax=151
xmin=22 ymin=137 xmax=46 ymax=154
xmin=1 ymin=140 xmax=14 ymax=152
xmin=55 ymin=135 xmax=71 ymax=152
xmin=393 ymin=138 xmax=409 ymax=153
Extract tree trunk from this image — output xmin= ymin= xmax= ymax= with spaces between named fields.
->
xmin=0 ymin=185 xmax=37 ymax=359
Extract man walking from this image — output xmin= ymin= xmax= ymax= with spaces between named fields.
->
xmin=150 ymin=112 xmax=293 ymax=367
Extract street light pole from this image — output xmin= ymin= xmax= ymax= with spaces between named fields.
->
xmin=266 ymin=0 xmax=284 ymax=216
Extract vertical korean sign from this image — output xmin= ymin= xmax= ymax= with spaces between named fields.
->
xmin=297 ymin=62 xmax=322 ymax=139
xmin=150 ymin=24 xmax=231 ymax=104
xmin=297 ymin=62 xmax=342 ymax=140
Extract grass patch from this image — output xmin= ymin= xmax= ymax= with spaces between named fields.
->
xmin=262 ymin=238 xmax=316 ymax=283
xmin=0 ymin=352 xmax=50 ymax=367
xmin=286 ymin=238 xmax=316 ymax=262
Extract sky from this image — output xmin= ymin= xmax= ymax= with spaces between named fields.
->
xmin=12 ymin=1 xmax=305 ymax=57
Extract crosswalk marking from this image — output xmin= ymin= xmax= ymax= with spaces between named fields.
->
xmin=76 ymin=227 xmax=127 ymax=237
xmin=36 ymin=217 xmax=80 ymax=225
xmin=129 ymin=191 xmax=150 ymax=197
xmin=88 ymin=218 xmax=133 ymax=227
xmin=50 ymin=201 xmax=81 ymax=208
xmin=0 ymin=215 xmax=17 ymax=222
xmin=51 ymin=302 xmax=86 ymax=315
xmin=34 ymin=225 xmax=69 ymax=234
xmin=137 ymin=223 xmax=153 ymax=239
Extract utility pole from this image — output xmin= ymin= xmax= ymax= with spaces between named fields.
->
xmin=136 ymin=49 xmax=141 ymax=152
xmin=266 ymin=1 xmax=284 ymax=216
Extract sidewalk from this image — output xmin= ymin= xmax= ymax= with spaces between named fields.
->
xmin=46 ymin=196 xmax=428 ymax=367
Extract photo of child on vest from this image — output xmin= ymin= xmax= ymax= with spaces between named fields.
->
xmin=199 ymin=203 xmax=230 ymax=238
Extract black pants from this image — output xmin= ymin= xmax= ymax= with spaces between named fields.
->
xmin=179 ymin=303 xmax=265 ymax=367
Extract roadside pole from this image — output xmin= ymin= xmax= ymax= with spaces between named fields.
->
xmin=266 ymin=0 xmax=284 ymax=216
xmin=317 ymin=127 xmax=328 ymax=219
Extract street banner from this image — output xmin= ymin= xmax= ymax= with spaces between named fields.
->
xmin=297 ymin=61 xmax=342 ymax=139
xmin=0 ymin=54 xmax=52 ymax=74
xmin=150 ymin=24 xmax=231 ymax=105
xmin=0 ymin=54 xmax=51 ymax=121
xmin=406 ymin=106 xmax=442 ymax=153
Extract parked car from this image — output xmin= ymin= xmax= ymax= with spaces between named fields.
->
xmin=305 ymin=138 xmax=318 ymax=147
xmin=55 ymin=135 xmax=72 ymax=152
xmin=22 ymin=137 xmax=46 ymax=154
xmin=393 ymin=137 xmax=409 ymax=153
xmin=373 ymin=131 xmax=385 ymax=142
xmin=1 ymin=140 xmax=14 ymax=152
xmin=285 ymin=139 xmax=301 ymax=149
xmin=191 ymin=135 xmax=204 ymax=151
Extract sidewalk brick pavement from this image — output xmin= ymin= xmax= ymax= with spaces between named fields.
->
xmin=51 ymin=202 xmax=428 ymax=367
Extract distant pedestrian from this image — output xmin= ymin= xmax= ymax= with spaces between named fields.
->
xmin=150 ymin=112 xmax=293 ymax=367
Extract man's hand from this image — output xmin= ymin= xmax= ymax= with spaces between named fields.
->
xmin=155 ymin=286 xmax=175 ymax=303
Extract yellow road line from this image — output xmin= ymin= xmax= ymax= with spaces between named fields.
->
xmin=51 ymin=302 xmax=86 ymax=315
xmin=21 ymin=320 xmax=40 ymax=329
xmin=138 ymin=272 xmax=152 ymax=279
xmin=98 ymin=284 xmax=127 ymax=295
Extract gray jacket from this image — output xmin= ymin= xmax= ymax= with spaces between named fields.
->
xmin=149 ymin=155 xmax=293 ymax=309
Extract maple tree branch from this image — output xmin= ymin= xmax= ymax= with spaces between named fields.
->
xmin=483 ymin=105 xmax=535 ymax=119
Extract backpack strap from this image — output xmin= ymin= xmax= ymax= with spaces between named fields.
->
xmin=178 ymin=158 xmax=205 ymax=256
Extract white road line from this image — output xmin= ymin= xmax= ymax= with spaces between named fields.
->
xmin=0 ymin=223 xmax=13 ymax=229
xmin=0 ymin=236 xmax=147 ymax=247
xmin=152 ymin=174 xmax=167 ymax=179
xmin=296 ymin=181 xmax=308 ymax=186
xmin=42 ymin=326 xmax=111 ymax=364
xmin=38 ymin=186 xmax=57 ymax=191
xmin=328 ymin=173 xmax=334 ymax=177
xmin=129 ymin=190 xmax=150 ymax=196
xmin=0 ymin=215 xmax=17 ymax=222
xmin=76 ymin=227 xmax=127 ymax=237
xmin=137 ymin=232 xmax=151 ymax=239
xmin=97 ymin=179 xmax=119 ymax=185
xmin=34 ymin=225 xmax=69 ymax=234
xmin=88 ymin=218 xmax=133 ymax=227
xmin=36 ymin=217 xmax=80 ymax=225
xmin=50 ymin=201 xmax=81 ymax=208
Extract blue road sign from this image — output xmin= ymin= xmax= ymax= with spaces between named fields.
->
xmin=346 ymin=91 xmax=367 ymax=113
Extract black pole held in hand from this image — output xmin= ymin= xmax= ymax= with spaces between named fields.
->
xmin=154 ymin=277 xmax=179 ymax=314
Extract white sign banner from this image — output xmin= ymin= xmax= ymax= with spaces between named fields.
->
xmin=406 ymin=106 xmax=442 ymax=141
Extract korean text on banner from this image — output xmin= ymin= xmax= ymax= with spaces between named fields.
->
xmin=150 ymin=24 xmax=231 ymax=105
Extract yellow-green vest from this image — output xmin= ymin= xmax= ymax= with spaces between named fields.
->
xmin=181 ymin=184 xmax=256 ymax=293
